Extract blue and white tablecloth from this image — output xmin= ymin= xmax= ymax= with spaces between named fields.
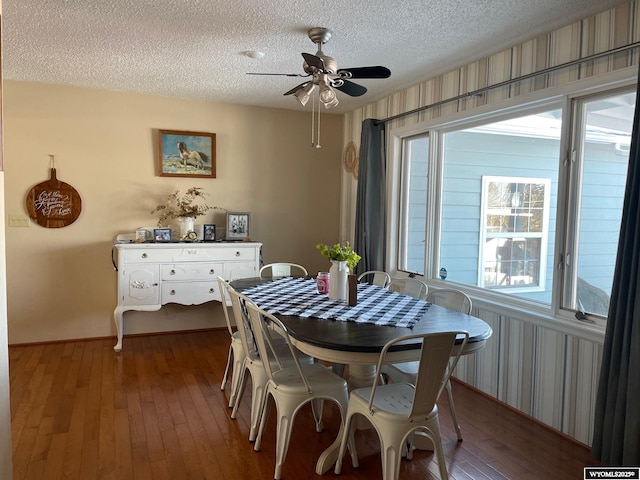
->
xmin=241 ymin=277 xmax=430 ymax=328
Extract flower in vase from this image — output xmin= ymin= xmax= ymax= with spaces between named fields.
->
xmin=151 ymin=187 xmax=222 ymax=227
xmin=316 ymin=242 xmax=361 ymax=272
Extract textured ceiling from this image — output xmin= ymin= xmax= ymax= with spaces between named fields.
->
xmin=2 ymin=0 xmax=628 ymax=114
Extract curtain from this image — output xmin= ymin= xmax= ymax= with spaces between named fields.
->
xmin=592 ymin=67 xmax=640 ymax=465
xmin=354 ymin=119 xmax=386 ymax=275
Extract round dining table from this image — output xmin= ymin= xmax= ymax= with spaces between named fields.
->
xmin=230 ymin=276 xmax=493 ymax=474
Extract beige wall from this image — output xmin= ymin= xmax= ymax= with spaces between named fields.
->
xmin=3 ymin=81 xmax=344 ymax=345
xmin=1 ymin=2 xmax=15 ymax=476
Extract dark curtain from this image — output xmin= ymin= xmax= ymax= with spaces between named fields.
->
xmin=354 ymin=119 xmax=386 ymax=275
xmin=592 ymin=67 xmax=640 ymax=465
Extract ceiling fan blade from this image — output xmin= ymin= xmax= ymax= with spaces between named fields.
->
xmin=334 ymin=79 xmax=367 ymax=97
xmin=283 ymin=82 xmax=310 ymax=96
xmin=247 ymin=72 xmax=306 ymax=77
xmin=302 ymin=52 xmax=325 ymax=71
xmin=337 ymin=66 xmax=391 ymax=79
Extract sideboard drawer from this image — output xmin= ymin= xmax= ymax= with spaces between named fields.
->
xmin=161 ymin=281 xmax=220 ymax=305
xmin=122 ymin=248 xmax=175 ymax=263
xmin=161 ymin=263 xmax=223 ymax=281
xmin=204 ymin=247 xmax=257 ymax=262
xmin=122 ymin=246 xmax=257 ymax=264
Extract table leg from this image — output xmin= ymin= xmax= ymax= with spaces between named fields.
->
xmin=346 ymin=364 xmax=378 ymax=431
xmin=314 ymin=421 xmax=345 ymax=475
xmin=412 ymin=432 xmax=435 ymax=450
xmin=346 ymin=364 xmax=376 ymax=390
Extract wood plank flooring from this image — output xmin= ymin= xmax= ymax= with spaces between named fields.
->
xmin=9 ymin=330 xmax=598 ymax=479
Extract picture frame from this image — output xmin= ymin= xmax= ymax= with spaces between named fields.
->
xmin=226 ymin=212 xmax=250 ymax=240
xmin=203 ymin=224 xmax=216 ymax=241
xmin=153 ymin=228 xmax=172 ymax=243
xmin=157 ymin=129 xmax=216 ymax=178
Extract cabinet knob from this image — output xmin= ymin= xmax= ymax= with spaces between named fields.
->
xmin=170 ymin=290 xmax=176 ymax=295
xmin=209 ymin=288 xmax=214 ymax=294
xmin=141 ymin=253 xmax=148 ymax=259
xmin=209 ymin=269 xmax=215 ymax=274
xmin=170 ymin=269 xmax=176 ymax=275
xmin=235 ymin=251 xmax=241 ymax=257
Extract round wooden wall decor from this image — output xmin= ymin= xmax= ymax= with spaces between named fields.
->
xmin=343 ymin=141 xmax=359 ymax=180
xmin=26 ymin=167 xmax=82 ymax=228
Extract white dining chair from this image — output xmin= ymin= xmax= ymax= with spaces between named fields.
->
xmin=245 ymin=300 xmax=357 ymax=480
xmin=216 ymin=276 xmax=246 ymax=409
xmin=259 ymin=263 xmax=308 ymax=277
xmin=357 ymin=270 xmax=392 ymax=288
xmin=388 ymin=276 xmax=429 ymax=300
xmin=222 ymin=282 xmax=315 ymax=442
xmin=380 ymin=287 xmax=473 ymax=441
xmin=335 ymin=330 xmax=469 ymax=480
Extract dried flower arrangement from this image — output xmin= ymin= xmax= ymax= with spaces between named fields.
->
xmin=151 ymin=187 xmax=221 ymax=227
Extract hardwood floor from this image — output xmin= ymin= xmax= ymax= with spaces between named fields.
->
xmin=9 ymin=330 xmax=597 ymax=479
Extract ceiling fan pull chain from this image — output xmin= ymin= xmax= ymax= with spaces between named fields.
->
xmin=310 ymin=92 xmax=316 ymax=147
xmin=316 ymin=95 xmax=322 ymax=149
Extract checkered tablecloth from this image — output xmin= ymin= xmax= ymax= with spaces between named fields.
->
xmin=241 ymin=277 xmax=430 ymax=328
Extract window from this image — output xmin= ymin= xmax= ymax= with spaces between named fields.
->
xmin=437 ymin=109 xmax=561 ymax=304
xmin=395 ymin=85 xmax=635 ymax=320
xmin=480 ymin=176 xmax=551 ymax=292
xmin=399 ymin=134 xmax=428 ymax=275
xmin=563 ymin=90 xmax=634 ymax=317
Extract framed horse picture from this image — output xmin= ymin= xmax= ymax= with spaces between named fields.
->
xmin=157 ymin=129 xmax=216 ymax=178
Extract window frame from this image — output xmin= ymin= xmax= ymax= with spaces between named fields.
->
xmin=385 ymin=70 xmax=637 ymax=333
xmin=478 ymin=175 xmax=552 ymax=293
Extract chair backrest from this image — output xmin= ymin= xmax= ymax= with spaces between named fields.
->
xmin=259 ymin=263 xmax=308 ymax=277
xmin=222 ymin=282 xmax=260 ymax=362
xmin=244 ymin=301 xmax=313 ymax=393
xmin=371 ymin=331 xmax=469 ymax=420
xmin=427 ymin=288 xmax=472 ymax=314
xmin=389 ymin=276 xmax=429 ymax=300
xmin=357 ymin=270 xmax=391 ymax=288
xmin=216 ymin=276 xmax=235 ymax=336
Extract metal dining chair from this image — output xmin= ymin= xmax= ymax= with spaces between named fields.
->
xmin=221 ymin=281 xmax=315 ymax=443
xmin=388 ymin=276 xmax=429 ymax=300
xmin=259 ymin=263 xmax=308 ymax=277
xmin=380 ymin=287 xmax=473 ymax=441
xmin=217 ymin=276 xmax=246 ymax=409
xmin=245 ymin=300 xmax=357 ymax=480
xmin=357 ymin=270 xmax=392 ymax=288
xmin=335 ymin=330 xmax=469 ymax=480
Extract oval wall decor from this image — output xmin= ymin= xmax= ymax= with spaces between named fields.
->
xmin=26 ymin=167 xmax=82 ymax=228
xmin=343 ymin=141 xmax=359 ymax=180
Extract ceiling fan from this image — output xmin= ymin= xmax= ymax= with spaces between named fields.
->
xmin=247 ymin=27 xmax=391 ymax=109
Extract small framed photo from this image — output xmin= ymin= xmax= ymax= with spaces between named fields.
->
xmin=157 ymin=129 xmax=216 ymax=178
xmin=203 ymin=224 xmax=216 ymax=241
xmin=226 ymin=212 xmax=250 ymax=240
xmin=153 ymin=228 xmax=172 ymax=243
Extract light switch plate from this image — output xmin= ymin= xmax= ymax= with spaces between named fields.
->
xmin=8 ymin=214 xmax=30 ymax=227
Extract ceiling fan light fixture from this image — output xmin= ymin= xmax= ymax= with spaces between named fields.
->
xmin=322 ymin=94 xmax=339 ymax=109
xmin=294 ymin=82 xmax=315 ymax=106
xmin=319 ymin=81 xmax=339 ymax=109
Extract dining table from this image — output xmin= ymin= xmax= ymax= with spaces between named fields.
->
xmin=230 ymin=276 xmax=493 ymax=474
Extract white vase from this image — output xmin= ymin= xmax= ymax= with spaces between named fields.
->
xmin=178 ymin=216 xmax=195 ymax=239
xmin=328 ymin=260 xmax=348 ymax=301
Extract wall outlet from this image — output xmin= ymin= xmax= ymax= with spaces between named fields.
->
xmin=8 ymin=214 xmax=30 ymax=227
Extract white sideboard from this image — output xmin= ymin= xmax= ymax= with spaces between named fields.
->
xmin=113 ymin=241 xmax=262 ymax=351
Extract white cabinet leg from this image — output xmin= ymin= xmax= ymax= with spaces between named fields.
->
xmin=113 ymin=307 xmax=125 ymax=352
